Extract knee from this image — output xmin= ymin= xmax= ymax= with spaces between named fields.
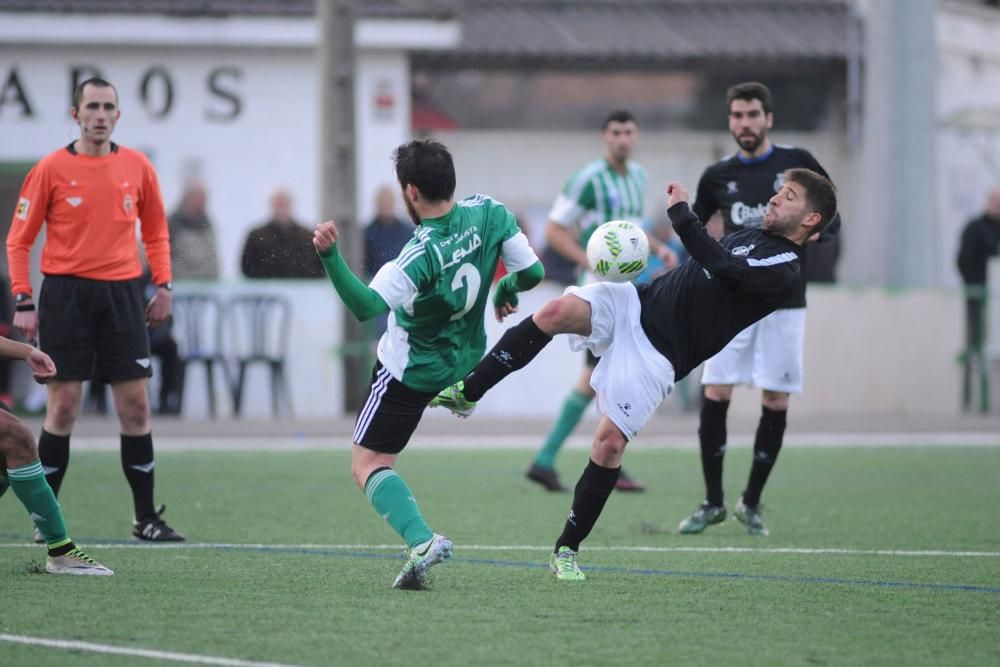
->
xmin=591 ymin=429 xmax=628 ymax=465
xmin=118 ymin=393 xmax=151 ymax=431
xmin=350 ymin=460 xmax=369 ymax=491
xmin=533 ymin=297 xmax=578 ymax=335
xmin=47 ymin=395 xmax=80 ymax=430
xmin=0 ymin=415 xmax=37 ymax=465
xmin=704 ymin=385 xmax=733 ymax=402
xmin=762 ymin=391 xmax=789 ymax=411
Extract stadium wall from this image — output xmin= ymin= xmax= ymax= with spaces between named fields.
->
xmin=116 ymin=280 xmax=962 ymax=420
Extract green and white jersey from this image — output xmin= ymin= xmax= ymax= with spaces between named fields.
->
xmin=549 ymin=158 xmax=648 ymax=248
xmin=369 ymin=194 xmax=538 ymax=393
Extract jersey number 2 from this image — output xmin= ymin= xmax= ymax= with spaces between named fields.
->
xmin=449 ymin=263 xmax=481 ymax=321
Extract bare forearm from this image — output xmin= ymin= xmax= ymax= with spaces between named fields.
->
xmin=0 ymin=336 xmax=33 ymax=361
xmin=545 ymin=222 xmax=588 ymax=267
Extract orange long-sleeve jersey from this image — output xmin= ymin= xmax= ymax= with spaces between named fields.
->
xmin=7 ymin=142 xmax=172 ymax=296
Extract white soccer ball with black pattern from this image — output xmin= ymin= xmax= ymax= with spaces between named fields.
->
xmin=586 ymin=220 xmax=650 ymax=283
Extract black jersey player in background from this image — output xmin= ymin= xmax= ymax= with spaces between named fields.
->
xmin=678 ymin=82 xmax=840 ymax=537
xmin=430 ymin=169 xmax=837 ymax=578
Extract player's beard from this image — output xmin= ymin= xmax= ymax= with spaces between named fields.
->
xmin=763 ymin=209 xmax=800 ymax=237
xmin=733 ymin=128 xmax=766 ymax=154
xmin=402 ymin=191 xmax=421 ymax=226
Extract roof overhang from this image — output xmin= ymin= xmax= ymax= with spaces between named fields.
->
xmin=0 ymin=12 xmax=460 ymax=50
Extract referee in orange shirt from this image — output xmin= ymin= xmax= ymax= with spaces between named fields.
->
xmin=7 ymin=77 xmax=184 ymax=542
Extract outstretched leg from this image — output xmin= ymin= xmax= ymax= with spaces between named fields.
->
xmin=0 ymin=409 xmax=112 ymax=575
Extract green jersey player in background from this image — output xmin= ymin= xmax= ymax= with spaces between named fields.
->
xmin=524 ymin=109 xmax=675 ymax=494
xmin=313 ymin=139 xmax=543 ymax=590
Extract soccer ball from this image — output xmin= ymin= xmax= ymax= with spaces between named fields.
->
xmin=586 ymin=220 xmax=650 ymax=283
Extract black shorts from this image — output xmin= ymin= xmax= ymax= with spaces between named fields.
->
xmin=353 ymin=363 xmax=437 ymax=454
xmin=38 ymin=275 xmax=151 ymax=383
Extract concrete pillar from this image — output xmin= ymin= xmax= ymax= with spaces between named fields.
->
xmin=856 ymin=0 xmax=937 ymax=287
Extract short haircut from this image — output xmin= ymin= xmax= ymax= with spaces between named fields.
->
xmin=726 ymin=81 xmax=772 ymax=115
xmin=393 ymin=139 xmax=456 ymax=203
xmin=73 ymin=77 xmax=118 ymax=110
xmin=602 ymin=109 xmax=637 ymax=130
xmin=784 ymin=168 xmax=837 ymax=233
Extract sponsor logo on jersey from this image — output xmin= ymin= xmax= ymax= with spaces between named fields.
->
xmin=730 ymin=201 xmax=768 ymax=227
xmin=16 ymin=197 xmax=30 ymax=220
xmin=123 ymin=193 xmax=133 ymax=213
xmin=441 ymin=232 xmax=482 ymax=270
xmin=440 ymin=224 xmax=479 ymax=248
xmin=66 ymin=197 xmax=83 ymax=207
xmin=730 ymin=243 xmax=756 ymax=257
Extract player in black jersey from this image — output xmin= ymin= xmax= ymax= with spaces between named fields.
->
xmin=431 ymin=169 xmax=837 ymax=579
xmin=678 ymin=82 xmax=839 ymax=537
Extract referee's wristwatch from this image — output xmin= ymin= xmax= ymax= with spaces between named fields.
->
xmin=157 ymin=282 xmax=173 ymax=291
xmin=14 ymin=292 xmax=35 ymax=312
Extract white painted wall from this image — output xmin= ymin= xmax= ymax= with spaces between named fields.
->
xmin=0 ymin=46 xmax=320 ymax=281
xmin=936 ymin=1 xmax=1000 ymax=287
xmin=149 ymin=280 xmax=969 ymax=421
xmin=354 ymin=50 xmax=411 ymax=225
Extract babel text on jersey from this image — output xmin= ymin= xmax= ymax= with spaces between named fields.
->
xmin=730 ymin=202 xmax=769 ymax=227
xmin=440 ymin=230 xmax=483 ymax=270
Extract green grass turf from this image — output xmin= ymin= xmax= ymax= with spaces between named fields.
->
xmin=2 ymin=445 xmax=999 ymax=666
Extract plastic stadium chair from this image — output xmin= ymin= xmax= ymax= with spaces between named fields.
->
xmin=226 ymin=294 xmax=293 ymax=418
xmin=171 ymin=293 xmax=230 ymax=418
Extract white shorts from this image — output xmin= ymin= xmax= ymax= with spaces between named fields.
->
xmin=701 ymin=307 xmax=806 ymax=393
xmin=564 ymin=282 xmax=675 ymax=440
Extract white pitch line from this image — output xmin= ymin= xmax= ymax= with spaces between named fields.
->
xmin=0 ymin=633 xmax=300 ymax=667
xmin=1 ymin=542 xmax=997 ymax=558
xmin=64 ymin=433 xmax=1000 ymax=451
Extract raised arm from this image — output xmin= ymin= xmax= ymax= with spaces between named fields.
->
xmin=667 ymin=181 xmax=797 ymax=296
xmin=313 ymin=221 xmax=389 ymax=322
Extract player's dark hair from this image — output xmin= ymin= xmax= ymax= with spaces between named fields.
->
xmin=73 ymin=77 xmax=118 ymax=110
xmin=602 ymin=109 xmax=637 ymax=130
xmin=784 ymin=168 xmax=837 ymax=234
xmin=393 ymin=139 xmax=456 ymax=203
xmin=726 ymin=81 xmax=772 ymax=115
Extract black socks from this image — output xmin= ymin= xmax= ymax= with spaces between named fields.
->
xmin=121 ymin=433 xmax=156 ymax=520
xmin=462 ymin=316 xmax=552 ymax=402
xmin=38 ymin=429 xmax=70 ymax=497
xmin=698 ymin=398 xmax=730 ymax=507
xmin=554 ymin=459 xmax=620 ymax=552
xmin=742 ymin=406 xmax=787 ymax=507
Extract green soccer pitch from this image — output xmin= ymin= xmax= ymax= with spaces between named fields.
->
xmin=2 ymin=445 xmax=999 ymax=666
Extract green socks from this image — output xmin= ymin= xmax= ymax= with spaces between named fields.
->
xmin=364 ymin=467 xmax=433 ymax=549
xmin=8 ymin=460 xmax=71 ymax=549
xmin=534 ymin=389 xmax=593 ymax=469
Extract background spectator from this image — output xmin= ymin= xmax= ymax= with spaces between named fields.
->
xmin=956 ymin=186 xmax=1000 ymax=411
xmin=168 ymin=181 xmax=219 ymax=280
xmin=363 ymin=185 xmax=414 ymax=339
xmin=240 ymin=188 xmax=325 ymax=279
xmin=364 ymin=185 xmax=414 ymax=279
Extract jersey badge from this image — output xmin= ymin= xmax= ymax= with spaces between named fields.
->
xmin=15 ymin=197 xmax=30 ymax=220
xmin=123 ymin=193 xmax=134 ymax=213
xmin=726 ymin=180 xmax=738 ymax=194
